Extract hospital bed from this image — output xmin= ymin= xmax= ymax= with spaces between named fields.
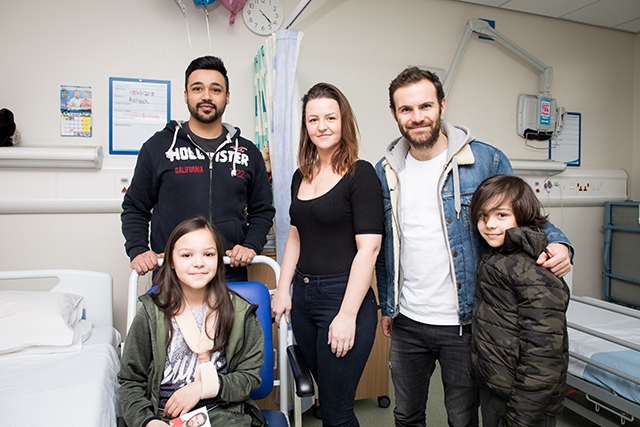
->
xmin=566 ymin=295 xmax=640 ymax=426
xmin=0 ymin=269 xmax=121 ymax=426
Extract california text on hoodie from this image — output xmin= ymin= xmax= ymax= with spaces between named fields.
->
xmin=121 ymin=120 xmax=275 ymax=261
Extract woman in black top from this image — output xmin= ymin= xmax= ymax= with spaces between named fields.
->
xmin=272 ymin=83 xmax=384 ymax=427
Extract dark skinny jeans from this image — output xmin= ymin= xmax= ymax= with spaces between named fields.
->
xmin=291 ymin=270 xmax=377 ymax=427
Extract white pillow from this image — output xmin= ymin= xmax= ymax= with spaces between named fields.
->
xmin=0 ymin=290 xmax=85 ymax=354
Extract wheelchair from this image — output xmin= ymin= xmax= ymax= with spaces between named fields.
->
xmin=126 ymin=255 xmax=313 ymax=426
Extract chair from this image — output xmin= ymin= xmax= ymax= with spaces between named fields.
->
xmin=126 ymin=255 xmax=313 ymax=426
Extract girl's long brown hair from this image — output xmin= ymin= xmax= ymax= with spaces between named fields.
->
xmin=298 ymin=82 xmax=360 ymax=182
xmin=152 ymin=216 xmax=235 ymax=353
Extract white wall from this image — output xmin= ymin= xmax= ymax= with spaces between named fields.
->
xmin=0 ymin=0 xmax=637 ymax=335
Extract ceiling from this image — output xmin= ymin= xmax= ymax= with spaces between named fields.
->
xmin=453 ymin=0 xmax=640 ymax=34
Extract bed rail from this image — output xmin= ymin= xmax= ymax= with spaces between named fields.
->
xmin=566 ymin=296 xmax=640 ymax=426
xmin=572 ymin=295 xmax=640 ymax=320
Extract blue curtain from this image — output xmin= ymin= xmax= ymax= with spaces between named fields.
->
xmin=254 ymin=30 xmax=303 ymax=263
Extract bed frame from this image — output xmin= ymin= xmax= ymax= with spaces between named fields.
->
xmin=566 ymin=296 xmax=640 ymax=426
xmin=0 ymin=269 xmax=113 ymax=327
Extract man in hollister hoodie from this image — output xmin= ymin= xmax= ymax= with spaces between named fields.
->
xmin=121 ymin=56 xmax=275 ymax=281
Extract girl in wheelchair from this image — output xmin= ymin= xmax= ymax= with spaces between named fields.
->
xmin=119 ymin=216 xmax=266 ymax=427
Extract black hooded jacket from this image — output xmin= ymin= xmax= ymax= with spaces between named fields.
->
xmin=121 ymin=120 xmax=275 ymax=260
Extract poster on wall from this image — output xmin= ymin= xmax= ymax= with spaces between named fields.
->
xmin=109 ymin=77 xmax=170 ymax=154
xmin=60 ymin=85 xmax=92 ymax=137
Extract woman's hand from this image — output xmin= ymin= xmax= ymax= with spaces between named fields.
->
xmin=271 ymin=286 xmax=292 ymax=327
xmin=328 ymin=311 xmax=356 ymax=358
xmin=163 ymin=381 xmax=201 ymax=419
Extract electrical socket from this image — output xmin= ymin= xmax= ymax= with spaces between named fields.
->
xmin=116 ymin=175 xmax=131 ymax=196
xmin=520 ymin=169 xmax=627 ymax=207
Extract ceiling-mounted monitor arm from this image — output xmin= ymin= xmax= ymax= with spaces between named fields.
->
xmin=443 ymin=19 xmax=553 ymax=97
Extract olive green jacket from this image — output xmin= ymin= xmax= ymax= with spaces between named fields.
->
xmin=119 ymin=294 xmax=265 ymax=427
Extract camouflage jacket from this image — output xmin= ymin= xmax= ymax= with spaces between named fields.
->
xmin=471 ymin=227 xmax=570 ymax=427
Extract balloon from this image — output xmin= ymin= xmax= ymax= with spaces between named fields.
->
xmin=218 ymin=0 xmax=247 ymax=25
xmin=193 ymin=0 xmax=217 ymax=6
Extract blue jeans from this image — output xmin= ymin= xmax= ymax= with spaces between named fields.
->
xmin=389 ymin=314 xmax=479 ymax=427
xmin=291 ymin=270 xmax=377 ymax=427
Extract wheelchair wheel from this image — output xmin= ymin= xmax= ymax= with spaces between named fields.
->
xmin=378 ymin=395 xmax=391 ymax=408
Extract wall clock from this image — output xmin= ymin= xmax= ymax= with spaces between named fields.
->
xmin=242 ymin=0 xmax=284 ymax=36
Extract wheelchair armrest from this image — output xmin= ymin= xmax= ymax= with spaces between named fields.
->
xmin=286 ymin=344 xmax=315 ymax=398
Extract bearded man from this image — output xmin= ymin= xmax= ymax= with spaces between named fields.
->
xmin=122 ymin=56 xmax=274 ymax=282
xmin=375 ymin=67 xmax=573 ymax=427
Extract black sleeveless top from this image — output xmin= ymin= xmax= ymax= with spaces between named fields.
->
xmin=290 ymin=160 xmax=384 ymax=275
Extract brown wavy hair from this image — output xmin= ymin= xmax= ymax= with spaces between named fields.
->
xmin=388 ymin=67 xmax=445 ymax=112
xmin=298 ymin=83 xmax=359 ymax=182
xmin=152 ymin=216 xmax=234 ymax=353
xmin=470 ymin=175 xmax=548 ymax=229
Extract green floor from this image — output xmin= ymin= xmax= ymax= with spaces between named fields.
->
xmin=297 ymin=366 xmax=611 ymax=426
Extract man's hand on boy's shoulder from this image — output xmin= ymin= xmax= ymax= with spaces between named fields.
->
xmin=536 ymin=243 xmax=571 ymax=278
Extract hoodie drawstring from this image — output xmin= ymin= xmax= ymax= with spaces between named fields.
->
xmin=452 ymin=155 xmax=461 ymax=219
xmin=230 ymin=132 xmax=238 ymax=177
xmin=165 ymin=124 xmax=181 ymax=159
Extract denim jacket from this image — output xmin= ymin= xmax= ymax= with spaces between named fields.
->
xmin=374 ymin=122 xmax=572 ymax=325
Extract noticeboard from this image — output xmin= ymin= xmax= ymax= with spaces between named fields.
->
xmin=109 ymin=77 xmax=171 ymax=154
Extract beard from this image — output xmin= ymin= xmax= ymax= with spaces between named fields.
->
xmin=188 ymin=101 xmax=225 ymax=124
xmin=399 ymin=109 xmax=443 ymax=150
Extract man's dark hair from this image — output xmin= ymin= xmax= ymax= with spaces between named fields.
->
xmin=388 ymin=67 xmax=445 ymax=111
xmin=185 ymin=56 xmax=229 ymax=92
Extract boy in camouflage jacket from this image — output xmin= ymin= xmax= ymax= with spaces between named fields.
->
xmin=469 ymin=175 xmax=570 ymax=427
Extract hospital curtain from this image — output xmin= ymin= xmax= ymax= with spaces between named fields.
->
xmin=253 ymin=29 xmax=303 ymax=263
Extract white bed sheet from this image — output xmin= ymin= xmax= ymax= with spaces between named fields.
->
xmin=567 ymin=297 xmax=640 ymax=404
xmin=0 ymin=326 xmax=121 ymax=427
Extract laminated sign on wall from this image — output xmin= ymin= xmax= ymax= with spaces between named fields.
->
xmin=109 ymin=77 xmax=171 ymax=154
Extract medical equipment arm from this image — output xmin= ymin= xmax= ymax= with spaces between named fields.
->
xmin=443 ymin=18 xmax=553 ymax=96
xmin=443 ymin=19 xmax=564 ymax=140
